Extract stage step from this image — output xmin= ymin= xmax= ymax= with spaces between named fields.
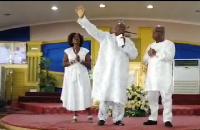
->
xmin=18 ymin=92 xmax=62 ymax=103
xmin=11 ymin=101 xmax=200 ymax=116
xmin=25 ymin=92 xmax=61 ymax=97
xmin=20 ymin=92 xmax=200 ymax=105
xmin=172 ymin=94 xmax=200 ymax=105
xmin=18 ymin=96 xmax=62 ymax=103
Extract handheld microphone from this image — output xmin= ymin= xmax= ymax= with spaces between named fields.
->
xmin=125 ymin=31 xmax=137 ymax=35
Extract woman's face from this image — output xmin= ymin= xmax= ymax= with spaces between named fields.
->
xmin=72 ymin=34 xmax=81 ymax=45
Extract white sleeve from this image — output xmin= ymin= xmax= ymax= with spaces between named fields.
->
xmin=64 ymin=48 xmax=68 ymax=54
xmin=77 ymin=16 xmax=109 ymax=43
xmin=143 ymin=44 xmax=151 ymax=64
xmin=120 ymin=38 xmax=138 ymax=60
xmin=154 ymin=41 xmax=175 ymax=62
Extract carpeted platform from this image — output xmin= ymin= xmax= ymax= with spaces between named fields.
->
xmin=1 ymin=114 xmax=200 ymax=130
xmin=11 ymin=102 xmax=200 ymax=116
xmin=2 ymin=92 xmax=200 ymax=129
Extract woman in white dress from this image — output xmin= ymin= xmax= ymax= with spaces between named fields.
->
xmin=61 ymin=33 xmax=93 ymax=123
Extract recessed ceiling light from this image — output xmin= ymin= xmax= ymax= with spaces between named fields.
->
xmin=51 ymin=6 xmax=58 ymax=10
xmin=195 ymin=10 xmax=200 ymax=12
xmin=100 ymin=4 xmax=105 ymax=8
xmin=4 ymin=13 xmax=11 ymax=16
xmin=147 ymin=5 xmax=153 ymax=9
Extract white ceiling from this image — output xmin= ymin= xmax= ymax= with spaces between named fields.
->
xmin=0 ymin=1 xmax=200 ymax=31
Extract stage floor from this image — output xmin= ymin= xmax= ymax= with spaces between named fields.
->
xmin=1 ymin=114 xmax=200 ymax=130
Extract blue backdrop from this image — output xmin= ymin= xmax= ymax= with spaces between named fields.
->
xmin=174 ymin=43 xmax=200 ymax=59
xmin=0 ymin=26 xmax=30 ymax=41
xmin=42 ymin=41 xmax=91 ymax=72
xmin=41 ymin=42 xmax=200 ymax=73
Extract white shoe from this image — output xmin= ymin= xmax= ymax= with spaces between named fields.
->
xmin=87 ymin=115 xmax=93 ymax=123
xmin=71 ymin=116 xmax=78 ymax=123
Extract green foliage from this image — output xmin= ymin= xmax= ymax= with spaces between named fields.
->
xmin=125 ymin=85 xmax=150 ymax=117
xmin=38 ymin=57 xmax=57 ymax=92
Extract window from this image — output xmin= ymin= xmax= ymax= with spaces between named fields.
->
xmin=0 ymin=42 xmax=27 ymax=64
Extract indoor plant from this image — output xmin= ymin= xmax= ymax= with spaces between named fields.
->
xmin=38 ymin=57 xmax=57 ymax=92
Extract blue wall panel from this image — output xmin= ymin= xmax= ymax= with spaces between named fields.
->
xmin=42 ymin=41 xmax=91 ymax=72
xmin=0 ymin=26 xmax=30 ymax=41
xmin=175 ymin=43 xmax=200 ymax=59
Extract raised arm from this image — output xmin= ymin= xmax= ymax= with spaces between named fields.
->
xmin=75 ymin=5 xmax=108 ymax=42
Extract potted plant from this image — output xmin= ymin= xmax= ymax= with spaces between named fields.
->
xmin=107 ymin=85 xmax=150 ymax=117
xmin=38 ymin=57 xmax=57 ymax=92
xmin=124 ymin=85 xmax=150 ymax=117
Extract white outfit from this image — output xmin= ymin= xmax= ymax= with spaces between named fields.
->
xmin=61 ymin=47 xmax=92 ymax=111
xmin=143 ymin=39 xmax=175 ymax=122
xmin=98 ymin=101 xmax=125 ymax=122
xmin=77 ymin=16 xmax=138 ymax=121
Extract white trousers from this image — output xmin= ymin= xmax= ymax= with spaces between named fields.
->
xmin=98 ymin=101 xmax=125 ymax=123
xmin=146 ymin=91 xmax=173 ymax=123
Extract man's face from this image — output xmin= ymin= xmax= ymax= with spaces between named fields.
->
xmin=152 ymin=27 xmax=163 ymax=41
xmin=115 ymin=23 xmax=126 ymax=35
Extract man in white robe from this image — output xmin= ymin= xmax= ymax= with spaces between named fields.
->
xmin=75 ymin=5 xmax=138 ymax=126
xmin=143 ymin=25 xmax=175 ymax=127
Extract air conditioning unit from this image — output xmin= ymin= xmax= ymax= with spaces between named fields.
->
xmin=173 ymin=59 xmax=200 ymax=94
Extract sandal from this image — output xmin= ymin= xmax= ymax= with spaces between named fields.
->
xmin=71 ymin=116 xmax=78 ymax=123
xmin=87 ymin=115 xmax=93 ymax=123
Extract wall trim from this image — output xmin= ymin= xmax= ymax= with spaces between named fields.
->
xmin=42 ymin=38 xmax=92 ymax=44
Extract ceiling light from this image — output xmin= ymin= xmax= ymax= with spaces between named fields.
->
xmin=195 ymin=10 xmax=200 ymax=12
xmin=51 ymin=6 xmax=58 ymax=10
xmin=147 ymin=5 xmax=153 ymax=9
xmin=99 ymin=4 xmax=105 ymax=8
xmin=4 ymin=13 xmax=11 ymax=16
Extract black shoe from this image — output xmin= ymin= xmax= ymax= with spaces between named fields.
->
xmin=165 ymin=121 xmax=173 ymax=127
xmin=113 ymin=120 xmax=125 ymax=126
xmin=143 ymin=120 xmax=157 ymax=125
xmin=98 ymin=120 xmax=105 ymax=126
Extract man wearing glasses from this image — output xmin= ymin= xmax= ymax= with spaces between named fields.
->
xmin=143 ymin=25 xmax=175 ymax=127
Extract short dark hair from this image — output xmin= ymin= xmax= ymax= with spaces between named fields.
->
xmin=68 ymin=33 xmax=84 ymax=47
xmin=155 ymin=25 xmax=165 ymax=34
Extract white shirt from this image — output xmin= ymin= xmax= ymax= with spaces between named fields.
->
xmin=143 ymin=40 xmax=175 ymax=93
